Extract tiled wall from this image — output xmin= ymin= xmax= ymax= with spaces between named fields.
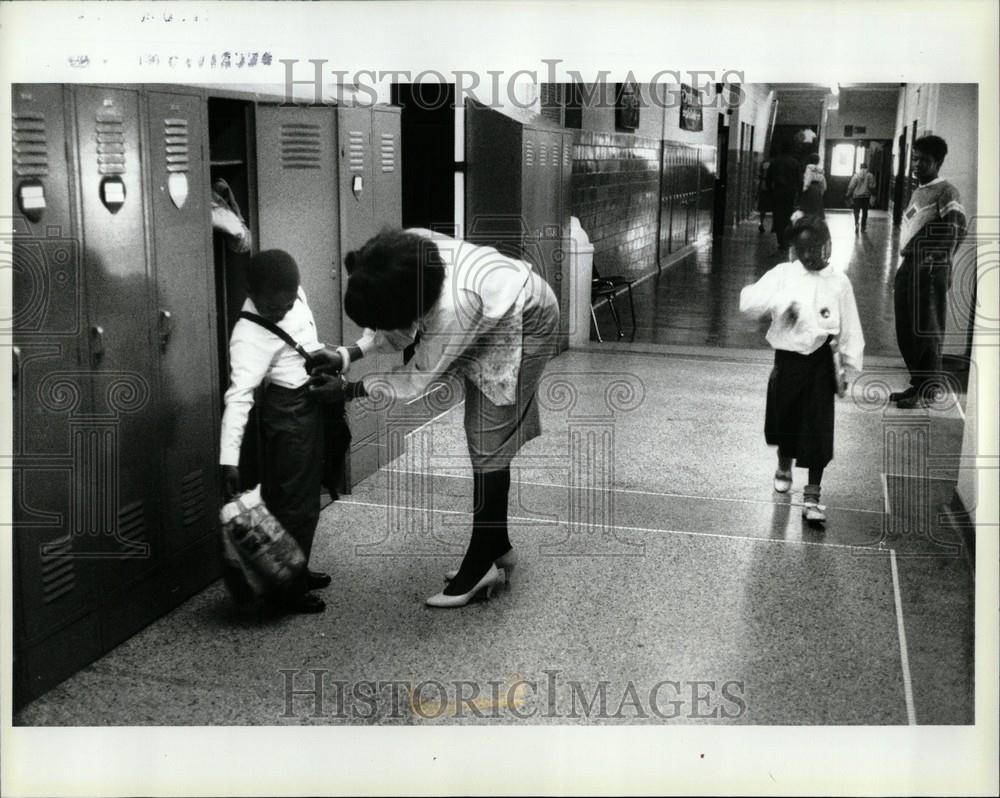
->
xmin=570 ymin=131 xmax=662 ymax=280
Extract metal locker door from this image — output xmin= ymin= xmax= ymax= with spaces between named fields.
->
xmin=371 ymin=106 xmax=404 ymax=467
xmin=144 ymin=89 xmax=220 ymax=557
xmin=11 ymin=84 xmax=103 ymax=705
xmin=73 ymin=86 xmax=161 ymax=595
xmin=255 ymin=104 xmax=342 ymax=346
xmin=337 ymin=105 xmax=380 ymax=485
xmin=372 ymin=107 xmax=402 ymax=228
xmin=537 ymin=131 xmax=563 ymax=312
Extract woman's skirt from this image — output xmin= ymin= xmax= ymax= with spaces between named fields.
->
xmin=764 ymin=341 xmax=836 ymax=469
xmin=463 ymin=271 xmax=560 ymax=472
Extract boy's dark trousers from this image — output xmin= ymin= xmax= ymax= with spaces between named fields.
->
xmin=259 ymin=383 xmax=324 ymax=590
xmin=851 ymin=197 xmax=870 ymax=228
xmin=893 ymin=255 xmax=950 ymax=390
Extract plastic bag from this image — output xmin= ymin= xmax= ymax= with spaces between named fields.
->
xmin=219 ymin=486 xmax=306 ymax=602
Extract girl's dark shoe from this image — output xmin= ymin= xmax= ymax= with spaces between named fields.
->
xmin=275 ymin=593 xmax=326 ymax=614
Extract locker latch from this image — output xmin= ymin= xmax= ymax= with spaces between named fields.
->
xmin=158 ymin=310 xmax=173 ymax=352
xmin=90 ymin=325 xmax=105 ymax=363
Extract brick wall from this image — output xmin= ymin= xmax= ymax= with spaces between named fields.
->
xmin=570 ymin=131 xmax=662 ymax=281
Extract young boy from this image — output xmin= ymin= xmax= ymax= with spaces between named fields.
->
xmin=892 ymin=135 xmax=966 ymax=409
xmin=740 ymin=215 xmax=864 ymax=524
xmin=219 ymin=249 xmax=342 ymax=613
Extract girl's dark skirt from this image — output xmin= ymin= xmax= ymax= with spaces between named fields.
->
xmin=764 ymin=342 xmax=836 ymax=469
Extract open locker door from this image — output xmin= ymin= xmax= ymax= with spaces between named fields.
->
xmin=255 ymin=104 xmax=342 ymax=346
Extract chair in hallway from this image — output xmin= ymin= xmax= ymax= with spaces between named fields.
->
xmin=591 ymin=264 xmax=636 ymax=342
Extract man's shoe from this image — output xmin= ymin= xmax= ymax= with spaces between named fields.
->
xmin=307 ymin=570 xmax=332 ymax=590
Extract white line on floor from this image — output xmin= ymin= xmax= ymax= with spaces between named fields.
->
xmin=336 ymin=498 xmax=885 ymax=553
xmin=403 ymin=399 xmax=460 ymax=437
xmin=377 ymin=468 xmax=886 ymax=516
xmin=890 ymin=549 xmax=918 ymax=725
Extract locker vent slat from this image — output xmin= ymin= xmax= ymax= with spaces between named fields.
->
xmin=539 ymin=142 xmax=548 ymax=168
xmin=13 ymin=111 xmax=49 ymax=177
xmin=525 ymin=139 xmax=534 ymax=168
xmin=41 ymin=539 xmax=76 ymax=603
xmin=96 ymin=113 xmax=126 ymax=175
xmin=117 ymin=501 xmax=147 ymax=549
xmin=379 ymin=132 xmax=395 ymax=173
xmin=348 ymin=130 xmax=365 ymax=172
xmin=281 ymin=122 xmax=321 ymax=170
xmin=164 ymin=117 xmax=189 ymax=173
xmin=180 ymin=470 xmax=206 ymax=529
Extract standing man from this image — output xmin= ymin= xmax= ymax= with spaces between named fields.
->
xmin=845 ymin=162 xmax=877 ymax=232
xmin=767 ymin=142 xmax=804 ymax=253
xmin=891 ymin=135 xmax=966 ymax=409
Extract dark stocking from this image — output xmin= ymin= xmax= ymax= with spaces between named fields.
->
xmin=444 ymin=467 xmax=512 ymax=595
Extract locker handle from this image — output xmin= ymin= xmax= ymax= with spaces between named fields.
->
xmin=90 ymin=325 xmax=105 ymax=363
xmin=158 ymin=310 xmax=173 ymax=352
xmin=12 ymin=345 xmax=20 ymax=388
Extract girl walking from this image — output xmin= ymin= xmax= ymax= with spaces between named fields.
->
xmin=739 ymin=215 xmax=864 ymax=524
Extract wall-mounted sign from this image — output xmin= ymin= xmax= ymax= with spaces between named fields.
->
xmin=680 ymin=84 xmax=703 ymax=132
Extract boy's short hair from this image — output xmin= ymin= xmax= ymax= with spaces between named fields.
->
xmin=344 ymin=229 xmax=446 ymax=331
xmin=245 ymin=249 xmax=299 ymax=295
xmin=806 ymin=152 xmax=821 ymax=165
xmin=788 ymin=214 xmax=831 ymax=246
xmin=912 ymin=134 xmax=948 ymax=163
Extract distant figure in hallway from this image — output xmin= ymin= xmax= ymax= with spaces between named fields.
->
xmin=845 ymin=163 xmax=876 ymax=232
xmin=798 ymin=152 xmax=827 ymax=219
xmin=757 ymin=158 xmax=771 ymax=233
xmin=739 ymin=215 xmax=864 ymax=525
xmin=766 ymin=143 xmax=803 ymax=252
xmin=891 ymin=135 xmax=967 ymax=409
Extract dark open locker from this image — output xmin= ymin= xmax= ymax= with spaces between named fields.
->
xmin=12 ymin=84 xmax=104 ymax=707
xmin=465 ymin=102 xmax=571 ymax=350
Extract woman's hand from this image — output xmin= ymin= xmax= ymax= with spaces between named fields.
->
xmin=307 ymin=347 xmax=344 ymax=375
xmin=307 ymin=372 xmax=346 ymax=403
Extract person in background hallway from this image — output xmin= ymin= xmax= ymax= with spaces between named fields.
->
xmin=311 ymin=229 xmax=560 ymax=608
xmin=891 ymin=135 xmax=967 ymax=409
xmin=798 ymin=152 xmax=827 ymax=218
xmin=845 ymin=162 xmax=876 ymax=232
xmin=739 ymin=215 xmax=864 ymax=525
xmin=766 ymin=143 xmax=803 ymax=253
xmin=757 ymin=158 xmax=771 ymax=233
xmin=220 ymin=250 xmax=343 ymax=614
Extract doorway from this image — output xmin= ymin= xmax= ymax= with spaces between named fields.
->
xmin=392 ymin=84 xmax=456 ymax=234
xmin=712 ymin=112 xmax=729 ymax=235
xmin=824 ymin=139 xmax=892 ymax=210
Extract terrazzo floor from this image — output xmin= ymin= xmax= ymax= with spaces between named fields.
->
xmin=14 ymin=344 xmax=973 ymax=726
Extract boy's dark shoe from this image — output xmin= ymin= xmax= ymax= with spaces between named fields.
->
xmin=307 ymin=570 xmax=332 ymax=590
xmin=274 ymin=593 xmax=326 ymax=614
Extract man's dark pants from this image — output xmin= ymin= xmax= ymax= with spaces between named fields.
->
xmin=893 ymin=255 xmax=950 ymax=391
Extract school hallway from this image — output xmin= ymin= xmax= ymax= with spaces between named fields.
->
xmin=14 ymin=212 xmax=974 ymax=727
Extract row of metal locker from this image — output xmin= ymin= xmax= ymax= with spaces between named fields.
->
xmin=10 ymin=83 xmax=403 ymax=708
xmin=659 ymin=141 xmax=715 ymax=256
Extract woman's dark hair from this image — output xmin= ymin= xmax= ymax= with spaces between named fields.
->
xmin=245 ymin=249 xmax=299 ymax=295
xmin=787 ymin=214 xmax=831 ymax=246
xmin=343 ymin=229 xmax=446 ymax=330
xmin=913 ymin=134 xmax=948 ymax=163
xmin=806 ymin=152 xmax=820 ymax=165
